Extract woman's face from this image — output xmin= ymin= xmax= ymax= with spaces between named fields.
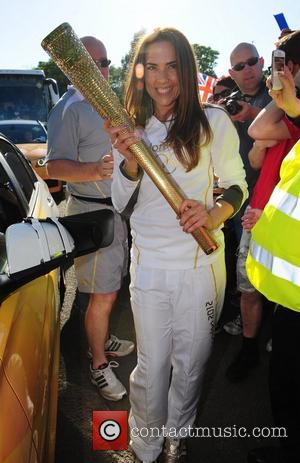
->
xmin=144 ymin=40 xmax=180 ymax=120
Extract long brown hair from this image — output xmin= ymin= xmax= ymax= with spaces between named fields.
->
xmin=125 ymin=27 xmax=212 ymax=171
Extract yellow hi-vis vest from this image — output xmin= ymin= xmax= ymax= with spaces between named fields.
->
xmin=246 ymin=139 xmax=300 ymax=312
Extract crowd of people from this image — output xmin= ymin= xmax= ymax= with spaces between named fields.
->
xmin=46 ymin=27 xmax=300 ymax=463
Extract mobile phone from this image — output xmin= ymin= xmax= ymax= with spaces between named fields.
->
xmin=271 ymin=49 xmax=285 ymax=91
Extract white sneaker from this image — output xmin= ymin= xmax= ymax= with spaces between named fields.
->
xmin=223 ymin=314 xmax=243 ymax=335
xmin=105 ymin=334 xmax=135 ymax=357
xmin=90 ymin=360 xmax=127 ymax=401
xmin=88 ymin=334 xmax=135 ymax=359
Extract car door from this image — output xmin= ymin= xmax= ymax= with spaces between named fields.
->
xmin=0 ymin=137 xmax=60 ymax=463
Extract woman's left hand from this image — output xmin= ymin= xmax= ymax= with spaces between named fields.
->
xmin=179 ymin=199 xmax=213 ymax=233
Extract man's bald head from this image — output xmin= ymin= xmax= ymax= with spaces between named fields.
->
xmin=81 ymin=36 xmax=106 ymax=56
xmin=229 ymin=42 xmax=264 ymax=95
xmin=230 ymin=43 xmax=259 ymax=65
xmin=80 ymin=36 xmax=109 ymax=79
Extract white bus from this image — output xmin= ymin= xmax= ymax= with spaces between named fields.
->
xmin=0 ymin=70 xmax=59 ymax=124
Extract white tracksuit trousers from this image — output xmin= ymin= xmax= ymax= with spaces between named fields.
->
xmin=129 ymin=252 xmax=226 ymax=462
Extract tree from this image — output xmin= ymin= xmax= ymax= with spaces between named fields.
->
xmin=108 ymin=65 xmax=123 ymax=100
xmin=36 ymin=59 xmax=69 ymax=95
xmin=192 ymin=44 xmax=219 ymax=77
xmin=120 ymin=29 xmax=145 ymax=82
xmin=109 ymin=29 xmax=145 ymax=103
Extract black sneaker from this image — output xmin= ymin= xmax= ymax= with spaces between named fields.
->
xmin=226 ymin=348 xmax=259 ymax=382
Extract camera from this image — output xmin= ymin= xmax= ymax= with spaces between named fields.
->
xmin=223 ymin=90 xmax=246 ymax=116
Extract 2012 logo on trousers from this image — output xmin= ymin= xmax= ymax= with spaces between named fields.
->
xmin=92 ymin=411 xmax=128 ymax=450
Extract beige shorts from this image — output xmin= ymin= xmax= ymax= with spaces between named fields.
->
xmin=236 ymin=229 xmax=256 ymax=294
xmin=66 ymin=196 xmax=128 ymax=294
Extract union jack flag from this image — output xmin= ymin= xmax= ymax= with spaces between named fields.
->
xmin=198 ymin=72 xmax=216 ymax=103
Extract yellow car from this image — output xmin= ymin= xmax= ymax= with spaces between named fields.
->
xmin=0 ymin=134 xmax=114 ymax=463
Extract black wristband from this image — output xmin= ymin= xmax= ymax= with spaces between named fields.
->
xmin=119 ymin=160 xmax=142 ymax=181
xmin=216 ymin=185 xmax=243 ymax=215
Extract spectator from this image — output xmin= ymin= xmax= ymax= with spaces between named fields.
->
xmin=222 ymin=42 xmax=272 ymax=339
xmin=277 ymin=28 xmax=295 ymax=41
xmin=208 ymin=75 xmax=237 ymax=104
xmin=46 ymin=36 xmax=134 ymax=402
xmin=247 ymin=63 xmax=300 ymax=463
xmin=208 ymin=74 xmax=240 ymax=331
xmin=226 ymin=30 xmax=300 ymax=383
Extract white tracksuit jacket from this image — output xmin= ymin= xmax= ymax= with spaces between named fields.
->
xmin=112 ymin=106 xmax=248 ymax=269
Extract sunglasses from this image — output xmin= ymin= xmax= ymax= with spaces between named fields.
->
xmin=93 ymin=58 xmax=111 ymax=68
xmin=232 ymin=56 xmax=259 ymax=72
xmin=213 ymin=88 xmax=232 ymax=102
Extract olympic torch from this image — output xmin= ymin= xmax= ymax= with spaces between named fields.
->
xmin=41 ymin=23 xmax=218 ymax=254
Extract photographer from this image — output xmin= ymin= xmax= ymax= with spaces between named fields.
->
xmin=222 ymin=44 xmax=271 ymax=370
xmin=227 ymin=43 xmax=271 ymax=208
xmin=208 ymin=75 xmax=237 ymax=104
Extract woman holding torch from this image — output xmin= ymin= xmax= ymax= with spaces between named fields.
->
xmin=107 ymin=28 xmax=248 ymax=463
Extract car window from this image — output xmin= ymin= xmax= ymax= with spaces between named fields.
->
xmin=0 ymin=123 xmax=47 ymax=144
xmin=0 ymin=163 xmax=25 ymax=233
xmin=0 ymin=232 xmax=7 ymax=275
xmin=0 ymin=139 xmax=35 ymax=202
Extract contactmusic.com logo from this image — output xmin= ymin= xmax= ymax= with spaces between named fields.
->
xmin=92 ymin=411 xmax=128 ymax=450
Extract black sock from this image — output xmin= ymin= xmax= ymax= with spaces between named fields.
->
xmin=242 ymin=336 xmax=258 ymax=356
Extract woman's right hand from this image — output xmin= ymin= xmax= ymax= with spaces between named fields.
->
xmin=103 ymin=119 xmax=141 ymax=168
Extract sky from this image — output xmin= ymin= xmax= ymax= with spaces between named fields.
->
xmin=1 ymin=0 xmax=299 ymax=78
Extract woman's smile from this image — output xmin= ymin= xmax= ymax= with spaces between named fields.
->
xmin=145 ymin=40 xmax=180 ymax=121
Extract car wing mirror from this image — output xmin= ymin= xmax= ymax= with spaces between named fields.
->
xmin=0 ymin=209 xmax=114 ymax=303
xmin=58 ymin=209 xmax=114 ymax=258
xmin=6 ymin=209 xmax=114 ymax=276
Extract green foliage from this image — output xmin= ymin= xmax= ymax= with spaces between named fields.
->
xmin=109 ymin=29 xmax=145 ymax=103
xmin=263 ymin=68 xmax=271 ymax=79
xmin=120 ymin=29 xmax=145 ymax=82
xmin=192 ymin=44 xmax=219 ymax=77
xmin=109 ymin=65 xmax=123 ymax=101
xmin=36 ymin=59 xmax=69 ymax=95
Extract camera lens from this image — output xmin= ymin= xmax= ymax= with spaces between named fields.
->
xmin=225 ymin=99 xmax=242 ymax=116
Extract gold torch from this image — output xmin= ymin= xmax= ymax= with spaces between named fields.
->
xmin=41 ymin=23 xmax=218 ymax=255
